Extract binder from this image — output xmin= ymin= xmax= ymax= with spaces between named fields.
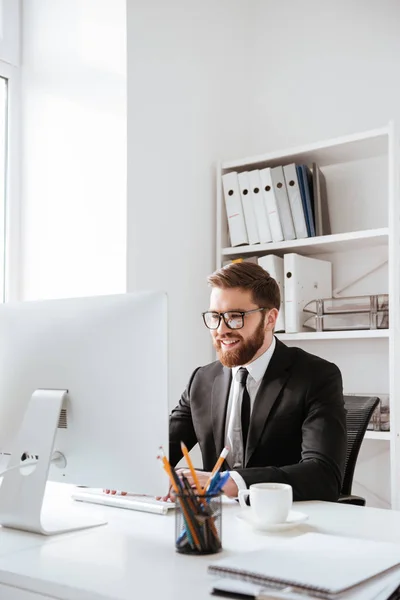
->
xmin=259 ymin=167 xmax=284 ymax=243
xmin=208 ymin=532 xmax=400 ymax=600
xmin=237 ymin=172 xmax=260 ymax=245
xmin=221 ymin=171 xmax=249 ymax=247
xmin=258 ymin=254 xmax=285 ymax=332
xmin=283 ymin=163 xmax=308 ymax=239
xmin=312 ymin=162 xmax=331 ymax=236
xmin=247 ymin=170 xmax=272 ymax=244
xmin=270 ymin=166 xmax=296 ymax=241
xmin=284 ymin=253 xmax=332 ymax=333
xmin=297 ymin=165 xmax=316 ymax=237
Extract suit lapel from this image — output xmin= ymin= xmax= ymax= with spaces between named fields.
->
xmin=211 ymin=366 xmax=232 ymax=456
xmin=245 ymin=339 xmax=293 ymax=465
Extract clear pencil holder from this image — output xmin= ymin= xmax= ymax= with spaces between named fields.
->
xmin=175 ymin=492 xmax=222 ymax=555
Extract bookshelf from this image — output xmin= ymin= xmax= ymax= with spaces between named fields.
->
xmin=276 ymin=330 xmax=389 ymax=342
xmin=364 ymin=431 xmax=391 ymax=441
xmin=221 ymin=228 xmax=388 ymax=258
xmin=216 ymin=124 xmax=400 ymax=509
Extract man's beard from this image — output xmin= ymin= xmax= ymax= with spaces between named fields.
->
xmin=213 ymin=317 xmax=266 ymax=368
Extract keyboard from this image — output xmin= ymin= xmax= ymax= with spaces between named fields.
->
xmin=72 ymin=488 xmax=175 ymax=516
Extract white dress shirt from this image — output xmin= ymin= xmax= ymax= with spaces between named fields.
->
xmin=225 ymin=336 xmax=276 ymax=493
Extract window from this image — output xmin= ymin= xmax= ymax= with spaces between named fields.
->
xmin=0 ymin=75 xmax=6 ymax=301
xmin=0 ymin=62 xmax=19 ymax=304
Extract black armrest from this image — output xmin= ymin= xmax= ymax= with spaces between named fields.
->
xmin=338 ymin=495 xmax=366 ymax=506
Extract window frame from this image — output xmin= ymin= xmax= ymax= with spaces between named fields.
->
xmin=0 ymin=60 xmax=20 ymax=302
xmin=0 ymin=0 xmax=20 ymax=302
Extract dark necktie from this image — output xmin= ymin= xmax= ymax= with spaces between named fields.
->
xmin=229 ymin=367 xmax=251 ymax=469
xmin=238 ymin=367 xmax=251 ymax=459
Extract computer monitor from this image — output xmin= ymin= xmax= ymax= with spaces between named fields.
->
xmin=0 ymin=291 xmax=168 ymax=535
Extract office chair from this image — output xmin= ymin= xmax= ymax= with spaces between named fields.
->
xmin=338 ymin=395 xmax=380 ymax=506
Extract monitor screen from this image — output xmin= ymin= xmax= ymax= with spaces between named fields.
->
xmin=0 ymin=291 xmax=169 ymax=534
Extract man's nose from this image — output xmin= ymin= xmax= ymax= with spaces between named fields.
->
xmin=217 ymin=316 xmax=230 ymax=334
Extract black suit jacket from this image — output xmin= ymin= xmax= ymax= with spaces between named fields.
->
xmin=169 ymin=338 xmax=347 ymax=502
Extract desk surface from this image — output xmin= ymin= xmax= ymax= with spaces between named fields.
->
xmin=1 ymin=484 xmax=400 ymax=600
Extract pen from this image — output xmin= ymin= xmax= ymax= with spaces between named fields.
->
xmin=209 ymin=471 xmax=231 ymax=495
xmin=204 ymin=447 xmax=230 ymax=492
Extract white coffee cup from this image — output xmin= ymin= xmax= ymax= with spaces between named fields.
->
xmin=238 ymin=483 xmax=293 ymax=525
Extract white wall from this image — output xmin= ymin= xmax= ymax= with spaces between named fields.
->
xmin=250 ymin=0 xmax=400 ymax=151
xmin=20 ymin=0 xmax=127 ymax=300
xmin=126 ymin=0 xmax=255 ymax=413
xmin=126 ymin=1 xmax=400 ymax=482
xmin=19 ymin=0 xmax=398 ymax=491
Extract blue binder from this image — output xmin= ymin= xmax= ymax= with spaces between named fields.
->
xmin=296 ymin=165 xmax=316 ymax=237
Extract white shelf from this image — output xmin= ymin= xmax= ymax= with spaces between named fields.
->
xmin=216 ymin=123 xmax=400 ymax=508
xmin=222 ymin=126 xmax=389 ymax=170
xmin=276 ymin=330 xmax=389 ymax=341
xmin=364 ymin=431 xmax=391 ymax=441
xmin=222 ymin=227 xmax=389 ymax=258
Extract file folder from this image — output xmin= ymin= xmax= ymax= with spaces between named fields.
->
xmin=221 ymin=171 xmax=249 ymax=247
xmin=270 ymin=166 xmax=296 ymax=241
xmin=248 ymin=170 xmax=272 ymax=244
xmin=259 ymin=167 xmax=284 ymax=243
xmin=284 ymin=253 xmax=332 ymax=332
xmin=312 ymin=162 xmax=331 ymax=236
xmin=283 ymin=163 xmax=308 ymax=239
xmin=297 ymin=165 xmax=316 ymax=237
xmin=238 ymin=172 xmax=260 ymax=245
xmin=258 ymin=254 xmax=285 ymax=332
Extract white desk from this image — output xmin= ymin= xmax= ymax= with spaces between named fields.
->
xmin=1 ymin=484 xmax=400 ymax=600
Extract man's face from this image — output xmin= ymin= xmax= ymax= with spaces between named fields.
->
xmin=208 ymin=287 xmax=276 ymax=368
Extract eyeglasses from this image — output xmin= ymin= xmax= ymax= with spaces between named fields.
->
xmin=202 ymin=308 xmax=267 ymax=330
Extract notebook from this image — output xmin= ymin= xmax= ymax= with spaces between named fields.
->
xmin=210 ymin=573 xmax=400 ymax=600
xmin=208 ymin=533 xmax=400 ymax=600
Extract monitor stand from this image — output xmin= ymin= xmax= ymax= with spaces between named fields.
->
xmin=0 ymin=389 xmax=107 ymax=535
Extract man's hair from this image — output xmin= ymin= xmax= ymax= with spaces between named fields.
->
xmin=207 ymin=262 xmax=280 ymax=310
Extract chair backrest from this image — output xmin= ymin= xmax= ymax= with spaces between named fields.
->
xmin=341 ymin=395 xmax=380 ymax=496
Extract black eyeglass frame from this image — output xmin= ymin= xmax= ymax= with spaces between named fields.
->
xmin=201 ymin=307 xmax=267 ymax=330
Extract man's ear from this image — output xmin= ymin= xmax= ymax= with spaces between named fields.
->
xmin=265 ymin=308 xmax=279 ymax=331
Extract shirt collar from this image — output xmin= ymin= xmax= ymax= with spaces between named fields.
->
xmin=231 ymin=336 xmax=276 ymax=383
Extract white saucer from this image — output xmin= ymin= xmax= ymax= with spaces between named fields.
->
xmin=236 ymin=510 xmax=309 ymax=532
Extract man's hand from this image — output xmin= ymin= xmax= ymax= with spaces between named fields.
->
xmin=177 ymin=469 xmax=238 ymax=498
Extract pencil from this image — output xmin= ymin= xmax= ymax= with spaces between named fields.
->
xmin=157 ymin=453 xmax=202 ymax=551
xmin=203 ymin=446 xmax=230 ymax=492
xmin=180 ymin=442 xmax=202 ymax=495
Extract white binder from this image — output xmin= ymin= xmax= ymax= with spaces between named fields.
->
xmin=259 ymin=167 xmax=284 ymax=243
xmin=270 ymin=166 xmax=296 ymax=241
xmin=248 ymin=170 xmax=272 ymax=244
xmin=221 ymin=171 xmax=249 ymax=247
xmin=238 ymin=172 xmax=260 ymax=245
xmin=283 ymin=163 xmax=308 ymax=239
xmin=284 ymin=253 xmax=332 ymax=333
xmin=258 ymin=254 xmax=285 ymax=332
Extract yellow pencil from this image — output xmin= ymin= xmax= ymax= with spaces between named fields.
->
xmin=203 ymin=446 xmax=230 ymax=492
xmin=180 ymin=442 xmax=202 ymax=495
